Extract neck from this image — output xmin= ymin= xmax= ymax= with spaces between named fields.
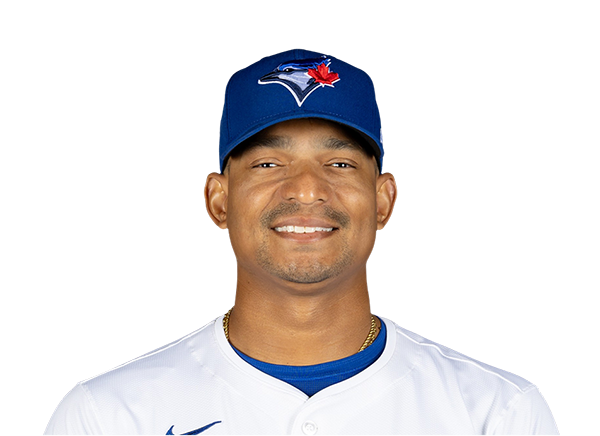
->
xmin=226 ymin=267 xmax=379 ymax=366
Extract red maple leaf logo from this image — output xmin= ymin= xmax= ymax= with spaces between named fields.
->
xmin=308 ymin=62 xmax=340 ymax=86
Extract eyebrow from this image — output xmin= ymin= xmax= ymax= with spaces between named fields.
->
xmin=246 ymin=135 xmax=291 ymax=150
xmin=322 ymin=137 xmax=365 ymax=153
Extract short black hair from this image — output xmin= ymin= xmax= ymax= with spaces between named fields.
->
xmin=222 ymin=119 xmax=377 ymax=174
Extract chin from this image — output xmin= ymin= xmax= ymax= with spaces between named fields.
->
xmin=273 ymin=268 xmax=338 ymax=285
xmin=257 ymin=252 xmax=354 ymax=286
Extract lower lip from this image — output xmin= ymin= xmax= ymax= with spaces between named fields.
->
xmin=272 ymin=229 xmax=338 ymax=242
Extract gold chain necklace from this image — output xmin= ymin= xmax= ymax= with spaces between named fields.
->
xmin=222 ymin=308 xmax=379 ymax=353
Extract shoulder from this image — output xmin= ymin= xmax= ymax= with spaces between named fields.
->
xmin=383 ymin=319 xmax=558 ymax=434
xmin=45 ymin=319 xmax=220 ymax=435
xmin=84 ymin=319 xmax=217 ymax=392
xmin=391 ymin=322 xmax=533 ymax=392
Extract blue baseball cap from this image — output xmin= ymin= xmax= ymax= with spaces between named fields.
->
xmin=219 ymin=49 xmax=384 ymax=172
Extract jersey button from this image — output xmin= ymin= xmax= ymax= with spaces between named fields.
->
xmin=302 ymin=421 xmax=318 ymax=435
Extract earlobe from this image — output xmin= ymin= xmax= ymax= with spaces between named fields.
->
xmin=376 ymin=173 xmax=397 ymax=230
xmin=204 ymin=173 xmax=228 ymax=229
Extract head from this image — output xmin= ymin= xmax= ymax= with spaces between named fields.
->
xmin=205 ymin=50 xmax=396 ymax=289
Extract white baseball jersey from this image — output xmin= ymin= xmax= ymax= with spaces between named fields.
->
xmin=45 ymin=317 xmax=558 ymax=435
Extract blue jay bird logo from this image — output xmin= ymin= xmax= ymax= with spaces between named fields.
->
xmin=258 ymin=56 xmax=341 ymax=107
xmin=165 ymin=421 xmax=221 ymax=436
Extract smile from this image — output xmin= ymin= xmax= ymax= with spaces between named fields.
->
xmin=274 ymin=226 xmax=334 ymax=233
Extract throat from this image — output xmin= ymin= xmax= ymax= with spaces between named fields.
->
xmin=223 ymin=303 xmax=380 ymax=366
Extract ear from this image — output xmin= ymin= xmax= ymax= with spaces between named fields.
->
xmin=204 ymin=172 xmax=228 ymax=229
xmin=375 ymin=173 xmax=397 ymax=230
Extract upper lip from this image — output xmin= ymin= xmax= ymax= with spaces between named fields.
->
xmin=271 ymin=218 xmax=339 ymax=229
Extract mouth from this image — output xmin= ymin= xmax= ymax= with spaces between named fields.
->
xmin=271 ymin=225 xmax=339 ymax=243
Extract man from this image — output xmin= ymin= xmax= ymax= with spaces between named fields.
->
xmin=45 ymin=49 xmax=558 ymax=434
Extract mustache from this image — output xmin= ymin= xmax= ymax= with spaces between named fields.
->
xmin=260 ymin=203 xmax=350 ymax=229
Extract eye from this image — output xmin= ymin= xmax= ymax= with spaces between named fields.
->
xmin=330 ymin=162 xmax=355 ymax=169
xmin=253 ymin=162 xmax=278 ymax=168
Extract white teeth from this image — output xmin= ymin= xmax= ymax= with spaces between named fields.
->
xmin=274 ymin=226 xmax=334 ymax=233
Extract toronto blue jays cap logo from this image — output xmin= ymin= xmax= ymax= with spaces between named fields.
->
xmin=258 ymin=56 xmax=341 ymax=107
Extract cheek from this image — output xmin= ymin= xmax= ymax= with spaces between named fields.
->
xmin=336 ymin=184 xmax=378 ymax=227
xmin=226 ymin=183 xmax=272 ymax=247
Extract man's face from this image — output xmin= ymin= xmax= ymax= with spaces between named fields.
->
xmin=214 ymin=118 xmax=394 ymax=287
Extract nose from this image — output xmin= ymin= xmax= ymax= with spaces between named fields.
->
xmin=279 ymin=164 xmax=331 ymax=205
